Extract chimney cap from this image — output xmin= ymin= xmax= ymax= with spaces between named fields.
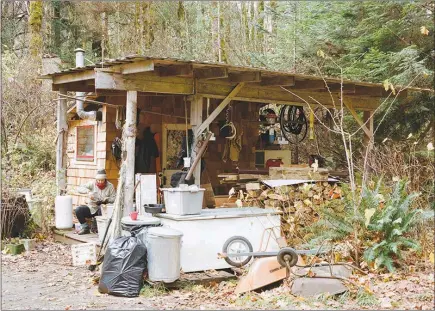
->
xmin=74 ymin=48 xmax=85 ymax=53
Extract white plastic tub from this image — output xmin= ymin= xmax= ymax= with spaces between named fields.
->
xmin=161 ymin=186 xmax=205 ymax=215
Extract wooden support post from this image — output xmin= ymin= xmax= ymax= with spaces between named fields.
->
xmin=190 ymin=95 xmax=203 ymax=186
xmin=56 ymin=87 xmax=67 ymax=195
xmin=363 ymin=110 xmax=374 ymax=148
xmin=344 ymin=102 xmax=372 ymax=138
xmin=124 ymin=91 xmax=137 ymax=214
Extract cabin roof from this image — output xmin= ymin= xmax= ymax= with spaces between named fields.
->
xmin=41 ymin=55 xmax=433 ymax=93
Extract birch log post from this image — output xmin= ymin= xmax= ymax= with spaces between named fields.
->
xmin=190 ymin=95 xmax=203 ymax=185
xmin=56 ymin=87 xmax=68 ymax=195
xmin=124 ymin=91 xmax=137 ymax=214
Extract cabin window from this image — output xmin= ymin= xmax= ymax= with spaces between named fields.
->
xmin=76 ymin=125 xmax=95 ymax=161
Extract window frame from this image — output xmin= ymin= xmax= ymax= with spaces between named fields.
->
xmin=74 ymin=124 xmax=97 ymax=164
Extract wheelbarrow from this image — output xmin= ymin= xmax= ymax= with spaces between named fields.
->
xmin=218 ymin=235 xmax=329 ymax=294
xmin=218 ymin=235 xmax=326 ymax=269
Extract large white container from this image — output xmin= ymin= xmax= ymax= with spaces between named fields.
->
xmin=155 ymin=207 xmax=281 ymax=273
xmin=55 ymin=195 xmax=73 ymax=229
xmin=146 ymin=227 xmax=183 ymax=283
xmin=161 ymin=187 xmax=205 ymax=215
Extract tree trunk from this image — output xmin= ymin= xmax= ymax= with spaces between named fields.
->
xmin=29 ymin=0 xmax=43 ymax=58
xmin=124 ymin=91 xmax=138 ymax=215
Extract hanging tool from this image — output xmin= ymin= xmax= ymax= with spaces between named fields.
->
xmin=309 ymin=110 xmax=315 ymax=140
xmin=173 ymin=132 xmax=213 ymax=187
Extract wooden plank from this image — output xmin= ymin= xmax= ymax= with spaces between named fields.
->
xmin=326 ymin=83 xmax=356 ymax=94
xmin=354 ymin=85 xmax=385 ymax=97
xmin=197 ymin=82 xmax=379 ymax=111
xmin=97 ymin=141 xmax=106 ymax=151
xmin=228 ymin=72 xmax=261 ymax=83
xmin=52 ymin=70 xmax=95 ymax=85
xmin=97 ymin=151 xmax=106 ymax=158
xmin=194 ymin=67 xmax=228 ymax=80
xmin=103 ymin=60 xmax=155 ymax=75
xmin=95 ymin=71 xmax=193 ymax=95
xmin=156 ymin=64 xmax=193 ymax=77
xmin=289 ymin=80 xmax=326 ymax=90
xmin=194 ymin=83 xmax=244 ymax=136
xmin=52 ymin=81 xmax=95 ymax=92
xmin=260 ymin=75 xmax=295 ymax=86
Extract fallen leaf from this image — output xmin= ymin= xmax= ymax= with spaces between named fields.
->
xmin=420 ymin=26 xmax=429 ymax=35
xmin=365 ymin=208 xmax=376 ymax=227
xmin=429 ymin=252 xmax=434 ymax=264
xmin=317 ymin=50 xmax=325 ymax=58
xmin=65 ymin=306 xmax=71 ymax=310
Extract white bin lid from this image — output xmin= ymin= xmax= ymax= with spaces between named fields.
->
xmin=161 ymin=187 xmax=205 ymax=193
xmin=148 ymin=227 xmax=183 ymax=237
xmin=121 ymin=216 xmax=161 ymax=226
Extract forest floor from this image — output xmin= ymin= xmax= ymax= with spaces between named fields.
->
xmin=1 ymin=241 xmax=434 ymax=310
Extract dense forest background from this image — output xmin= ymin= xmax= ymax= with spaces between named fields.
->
xmin=1 ymin=1 xmax=434 ymax=195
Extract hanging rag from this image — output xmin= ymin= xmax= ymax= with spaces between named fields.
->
xmin=222 ymin=125 xmax=242 ymax=163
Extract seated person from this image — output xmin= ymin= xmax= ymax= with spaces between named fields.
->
xmin=75 ymin=169 xmax=116 ymax=235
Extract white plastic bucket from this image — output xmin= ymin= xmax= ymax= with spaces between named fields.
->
xmin=161 ymin=187 xmax=205 ymax=215
xmin=146 ymin=227 xmax=183 ymax=283
xmin=95 ymin=216 xmax=110 ymax=244
xmin=101 ymin=204 xmax=113 ymax=218
xmin=55 ymin=195 xmax=73 ymax=229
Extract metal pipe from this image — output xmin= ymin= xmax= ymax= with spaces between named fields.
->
xmin=74 ymin=48 xmax=102 ymax=121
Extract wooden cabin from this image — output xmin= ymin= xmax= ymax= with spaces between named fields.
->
xmin=42 ymin=53 xmax=426 ymax=211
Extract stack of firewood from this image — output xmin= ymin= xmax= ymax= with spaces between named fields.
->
xmin=244 ymin=181 xmax=343 ymax=245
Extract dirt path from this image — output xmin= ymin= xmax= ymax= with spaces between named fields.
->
xmin=1 ymin=241 xmax=434 ymax=310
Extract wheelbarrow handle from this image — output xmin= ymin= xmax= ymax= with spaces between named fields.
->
xmin=219 ymin=251 xmax=278 ymax=258
xmin=220 ymin=247 xmax=327 ymax=259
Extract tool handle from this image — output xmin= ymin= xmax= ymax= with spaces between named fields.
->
xmin=185 ymin=132 xmax=212 ymax=181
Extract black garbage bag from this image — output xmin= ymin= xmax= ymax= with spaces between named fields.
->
xmin=98 ymin=235 xmax=147 ymax=297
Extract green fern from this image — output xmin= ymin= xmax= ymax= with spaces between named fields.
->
xmin=363 ymin=180 xmax=424 ymax=272
xmin=308 ymin=179 xmax=429 ymax=272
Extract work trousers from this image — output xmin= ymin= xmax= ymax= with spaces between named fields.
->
xmin=75 ymin=205 xmax=101 ymax=224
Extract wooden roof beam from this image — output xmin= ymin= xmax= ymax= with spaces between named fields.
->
xmin=100 ymin=60 xmax=155 ymax=75
xmin=94 ymin=70 xmax=194 ymax=94
xmin=326 ymin=83 xmax=356 ymax=94
xmin=52 ymin=70 xmax=95 ymax=84
xmin=194 ymin=67 xmax=228 ymax=80
xmin=228 ymin=71 xmax=261 ymax=83
xmin=288 ymin=80 xmax=326 ymax=90
xmin=260 ymin=76 xmax=295 ymax=86
xmin=156 ymin=64 xmax=193 ymax=77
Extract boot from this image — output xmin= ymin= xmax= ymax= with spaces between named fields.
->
xmin=78 ymin=223 xmax=90 ymax=235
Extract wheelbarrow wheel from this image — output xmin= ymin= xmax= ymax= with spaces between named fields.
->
xmin=277 ymin=247 xmax=298 ymax=268
xmin=222 ymin=236 xmax=253 ymax=267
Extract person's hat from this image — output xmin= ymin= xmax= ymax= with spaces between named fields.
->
xmin=95 ymin=169 xmax=107 ymax=180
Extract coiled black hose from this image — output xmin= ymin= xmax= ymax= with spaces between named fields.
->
xmin=280 ymin=105 xmax=308 ymax=143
